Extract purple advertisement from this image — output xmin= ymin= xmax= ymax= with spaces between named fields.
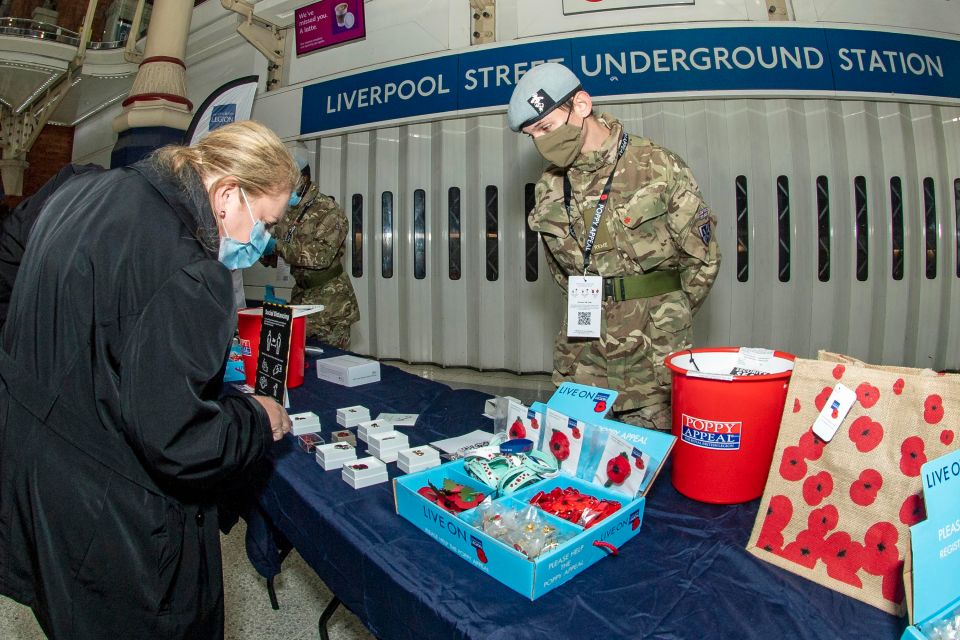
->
xmin=295 ymin=0 xmax=366 ymax=56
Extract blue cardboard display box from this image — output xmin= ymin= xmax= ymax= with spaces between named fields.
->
xmin=393 ymin=383 xmax=676 ymax=599
xmin=901 ymin=448 xmax=960 ymax=639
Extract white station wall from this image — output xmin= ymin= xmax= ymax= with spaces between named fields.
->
xmin=71 ymin=0 xmax=960 ymax=370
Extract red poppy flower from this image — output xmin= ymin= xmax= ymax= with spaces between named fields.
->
xmin=530 ymin=417 xmax=540 ymax=430
xmin=881 ymin=561 xmax=905 ymax=604
xmin=571 ymin=426 xmax=582 ymax=440
xmin=549 ymin=431 xmax=570 ymax=461
xmin=924 ymin=394 xmax=944 ymax=425
xmin=822 ymin=532 xmax=865 ymax=588
xmin=815 ymin=386 xmax=833 ymax=412
xmin=792 ymin=398 xmax=801 ymax=413
xmin=802 ymin=471 xmax=834 ymax=506
xmin=779 ymin=446 xmax=808 ymax=482
xmin=766 ymin=495 xmax=794 ymax=529
xmin=856 ymin=383 xmax=880 ymax=409
xmin=862 ymin=521 xmax=900 ymax=576
xmin=848 ymin=416 xmax=884 ymax=453
xmin=942 ymin=430 xmax=955 ymax=446
xmin=849 ymin=469 xmax=883 ymax=506
xmin=892 ymin=378 xmax=904 ymax=395
xmin=807 ymin=505 xmax=839 ymax=536
xmin=605 ymin=453 xmax=632 ymax=487
xmin=797 ymin=430 xmax=826 ymax=461
xmin=756 ymin=495 xmax=793 ymax=553
xmin=832 ymin=364 xmax=845 ymax=380
xmin=476 ymin=547 xmax=488 ymax=564
xmin=509 ymin=418 xmax=526 ymax=439
xmin=634 ymin=456 xmax=645 ymax=471
xmin=899 ymin=493 xmax=926 ymax=526
xmin=780 ymin=529 xmax=825 ymax=569
xmin=899 ymin=436 xmax=926 ymax=477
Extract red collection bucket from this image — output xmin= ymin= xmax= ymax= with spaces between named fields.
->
xmin=664 ymin=347 xmax=795 ymax=504
xmin=237 ymin=308 xmax=306 ymax=389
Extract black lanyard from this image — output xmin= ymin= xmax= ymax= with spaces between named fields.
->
xmin=283 ymin=193 xmax=317 ymax=243
xmin=563 ymin=132 xmax=629 ymax=275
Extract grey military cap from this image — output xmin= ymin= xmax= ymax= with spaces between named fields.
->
xmin=507 ymin=62 xmax=583 ymax=132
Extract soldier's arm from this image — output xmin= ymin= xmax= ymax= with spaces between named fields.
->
xmin=286 ymin=198 xmax=347 ymax=270
xmin=533 ymin=176 xmax=569 ymax=290
xmin=666 ymin=160 xmax=721 ymax=314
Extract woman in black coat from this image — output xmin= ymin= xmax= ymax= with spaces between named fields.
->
xmin=0 ymin=121 xmax=297 ymax=638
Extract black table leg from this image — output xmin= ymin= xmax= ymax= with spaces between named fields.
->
xmin=267 ymin=576 xmax=280 ymax=610
xmin=318 ymin=596 xmax=341 ymax=640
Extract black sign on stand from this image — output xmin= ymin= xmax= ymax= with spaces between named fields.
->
xmin=255 ymin=303 xmax=293 ymax=403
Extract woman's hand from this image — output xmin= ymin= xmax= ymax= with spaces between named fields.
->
xmin=251 ymin=395 xmax=292 ymax=441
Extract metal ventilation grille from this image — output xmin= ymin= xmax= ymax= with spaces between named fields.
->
xmin=816 ymin=176 xmax=830 ymax=282
xmin=777 ymin=175 xmax=790 ymax=282
xmin=890 ymin=177 xmax=903 ymax=281
xmin=448 ymin=187 xmax=462 ymax=281
xmin=854 ymin=176 xmax=868 ymax=282
xmin=381 ymin=191 xmax=393 ymax=279
xmin=413 ymin=189 xmax=426 ymax=280
xmin=524 ymin=183 xmax=538 ymax=282
xmin=923 ymin=177 xmax=937 ymax=280
xmin=485 ymin=185 xmax=499 ymax=282
xmin=735 ymin=175 xmax=748 ymax=283
xmin=351 ymin=193 xmax=363 ymax=278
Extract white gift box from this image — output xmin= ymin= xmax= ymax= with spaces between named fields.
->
xmin=336 ymin=405 xmax=371 ymax=427
xmin=341 ymin=457 xmax=389 ymax=489
xmin=290 ymin=411 xmax=321 ymax=436
xmin=315 ymin=442 xmax=358 ymax=470
xmin=356 ymin=419 xmax=392 ymax=442
xmin=317 ymin=355 xmax=381 ymax=387
xmin=396 ymin=446 xmax=441 ymax=474
xmin=367 ymin=430 xmax=410 ymax=462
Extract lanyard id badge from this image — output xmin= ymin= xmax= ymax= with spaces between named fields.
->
xmin=567 ymin=275 xmax=603 ymax=338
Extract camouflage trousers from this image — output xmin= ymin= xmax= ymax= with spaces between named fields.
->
xmin=552 ymin=290 xmax=691 ymax=430
xmin=290 ymin=272 xmax=360 ymax=349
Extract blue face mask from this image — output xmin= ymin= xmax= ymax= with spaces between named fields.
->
xmin=288 ymin=191 xmax=302 ymax=208
xmin=218 ymin=188 xmax=273 ymax=270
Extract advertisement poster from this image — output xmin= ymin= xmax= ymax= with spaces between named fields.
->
xmin=295 ymin=0 xmax=366 ymax=56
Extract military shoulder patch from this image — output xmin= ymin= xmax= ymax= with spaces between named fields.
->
xmin=696 ymin=205 xmax=711 ymax=220
xmin=697 ymin=222 xmax=712 ymax=246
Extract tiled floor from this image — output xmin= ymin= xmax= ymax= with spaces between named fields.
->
xmin=0 ymin=366 xmax=547 ymax=639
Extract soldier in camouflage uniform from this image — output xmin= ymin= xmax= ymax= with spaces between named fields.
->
xmin=508 ymin=63 xmax=720 ymax=430
xmin=267 ymin=153 xmax=359 ymax=348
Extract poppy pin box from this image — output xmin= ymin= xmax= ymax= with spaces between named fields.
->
xmin=393 ymin=383 xmax=676 ymax=599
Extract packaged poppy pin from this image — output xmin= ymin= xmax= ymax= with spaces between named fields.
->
xmin=393 ymin=383 xmax=676 ymax=599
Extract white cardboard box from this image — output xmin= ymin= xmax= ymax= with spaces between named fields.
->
xmin=341 ymin=457 xmax=389 ymax=489
xmin=290 ymin=411 xmax=321 ymax=436
xmin=318 ymin=355 xmax=381 ymax=387
xmin=377 ymin=413 xmax=419 ymax=427
xmin=336 ymin=405 xmax=371 ymax=427
xmin=397 ymin=446 xmax=441 ymax=474
xmin=315 ymin=442 xmax=357 ymax=470
xmin=357 ymin=419 xmax=392 ymax=442
xmin=367 ymin=431 xmax=410 ymax=463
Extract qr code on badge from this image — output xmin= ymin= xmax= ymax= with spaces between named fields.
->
xmin=577 ymin=311 xmax=591 ymax=326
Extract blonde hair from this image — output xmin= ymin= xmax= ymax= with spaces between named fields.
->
xmin=153 ymin=120 xmax=299 ymax=197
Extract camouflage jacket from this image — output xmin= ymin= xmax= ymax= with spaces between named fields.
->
xmin=529 ymin=114 xmax=721 ymax=314
xmin=271 ymin=183 xmax=348 ymax=272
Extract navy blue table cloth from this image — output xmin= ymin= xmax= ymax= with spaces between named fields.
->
xmin=243 ymin=349 xmax=905 ymax=639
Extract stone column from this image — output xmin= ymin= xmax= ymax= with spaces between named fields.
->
xmin=111 ymin=0 xmax=194 ymax=167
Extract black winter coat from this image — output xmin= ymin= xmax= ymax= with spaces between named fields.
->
xmin=0 ymin=163 xmax=102 ymax=329
xmin=0 ymin=159 xmax=272 ymax=638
